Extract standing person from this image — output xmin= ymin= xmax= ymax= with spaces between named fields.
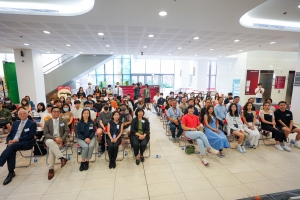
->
xmin=181 ymin=105 xmax=219 ymax=165
xmin=43 ymin=107 xmax=69 ymax=180
xmin=214 ymin=97 xmax=227 ymax=127
xmin=107 ymin=85 xmax=113 ymax=95
xmin=226 ymin=103 xmax=247 ymax=154
xmin=77 ymin=87 xmax=86 ymax=98
xmin=167 ymin=99 xmax=183 ymax=143
xmin=242 ymin=102 xmax=260 ymax=149
xmin=143 ymin=84 xmax=151 ymax=110
xmin=204 ymin=105 xmax=229 ymax=157
xmin=0 ymin=107 xmax=36 ymax=185
xmin=152 ymin=91 xmax=160 ymax=113
xmin=76 ymin=109 xmax=98 ymax=171
xmin=107 ymin=111 xmax=123 ymax=169
xmin=131 ymin=108 xmax=150 ymax=165
xmin=255 ymin=83 xmax=264 ymax=103
xmin=133 ymin=83 xmax=140 ymax=100
xmin=113 ymin=82 xmax=123 ymax=101
xmin=224 ymin=92 xmax=233 ymax=107
xmin=86 ymin=82 xmax=94 ymax=96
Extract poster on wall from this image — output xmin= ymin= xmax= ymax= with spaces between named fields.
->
xmin=274 ymin=76 xmax=286 ymax=89
xmin=232 ymin=79 xmax=241 ymax=96
xmin=294 ymin=72 xmax=300 ymax=86
xmin=245 ymin=70 xmax=259 ymax=95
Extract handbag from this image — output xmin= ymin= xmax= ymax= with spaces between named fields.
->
xmin=185 ymin=145 xmax=195 ymax=154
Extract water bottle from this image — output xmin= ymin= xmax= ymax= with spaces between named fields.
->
xmin=153 ymin=155 xmax=161 ymax=158
xmin=181 ymin=146 xmax=185 ymax=150
xmin=245 ymin=141 xmax=250 ymax=148
xmin=67 ymin=154 xmax=71 ymax=165
xmin=34 ymin=156 xmax=38 ymax=167
xmin=97 ymin=152 xmax=101 ymax=162
xmin=290 ymin=139 xmax=295 ymax=147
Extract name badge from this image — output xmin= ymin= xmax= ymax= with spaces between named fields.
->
xmin=141 ymin=120 xmax=145 ymax=123
xmin=89 ymin=127 xmax=93 ymax=130
xmin=24 ymin=128 xmax=29 ymax=132
xmin=116 ymin=125 xmax=120 ymax=129
xmin=269 ymin=114 xmax=272 ymax=116
xmin=60 ymin=123 xmax=65 ymax=126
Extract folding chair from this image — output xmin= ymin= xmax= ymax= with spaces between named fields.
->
xmin=16 ymin=148 xmax=34 ymax=168
xmin=131 ymin=141 xmax=151 ymax=158
xmin=179 ymin=132 xmax=200 ymax=155
xmin=257 ymin=117 xmax=274 ymax=146
xmin=223 ymin=119 xmax=239 ymax=149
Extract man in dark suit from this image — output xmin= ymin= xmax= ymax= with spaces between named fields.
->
xmin=0 ymin=107 xmax=36 ymax=185
xmin=44 ymin=106 xmax=69 ymax=180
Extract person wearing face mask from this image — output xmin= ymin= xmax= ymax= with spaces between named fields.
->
xmin=49 ymin=98 xmax=55 ymax=106
xmin=113 ymin=82 xmax=123 ymax=101
xmin=107 ymin=85 xmax=113 ymax=95
xmin=123 ymin=97 xmax=133 ymax=110
xmin=84 ymin=101 xmax=96 ymax=121
xmin=80 ymin=97 xmax=88 ymax=109
xmin=108 ymin=94 xmax=118 ymax=110
xmin=134 ymin=100 xmax=149 ymax=121
xmin=86 ymin=95 xmax=95 ymax=105
xmin=25 ymin=96 xmax=35 ymax=111
xmin=177 ymin=92 xmax=183 ymax=104
xmin=152 ymin=91 xmax=160 ymax=113
xmin=156 ymin=93 xmax=166 ymax=116
xmin=85 ymin=83 xmax=94 ymax=96
xmin=20 ymin=98 xmax=32 ymax=116
xmin=119 ymin=104 xmax=132 ymax=136
xmin=169 ymin=92 xmax=174 ymax=99
xmin=3 ymin=98 xmax=17 ymax=120
xmin=134 ymin=95 xmax=143 ymax=110
xmin=60 ymin=103 xmax=74 ymax=130
xmin=126 ymin=94 xmax=134 ymax=106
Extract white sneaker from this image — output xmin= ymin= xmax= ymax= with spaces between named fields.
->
xmin=241 ymin=145 xmax=247 ymax=153
xmin=207 ymin=147 xmax=219 ymax=155
xmin=275 ymin=144 xmax=284 ymax=151
xmin=236 ymin=145 xmax=244 ymax=153
xmin=294 ymin=141 xmax=300 ymax=149
xmin=282 ymin=142 xmax=292 ymax=152
xmin=201 ymin=157 xmax=209 ymax=166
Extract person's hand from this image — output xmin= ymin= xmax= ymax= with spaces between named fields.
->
xmin=8 ymin=140 xmax=13 ymax=145
xmin=190 ymin=128 xmax=197 ymax=131
xmin=251 ymin=125 xmax=255 ymax=130
xmin=272 ymin=121 xmax=276 ymax=125
xmin=55 ymin=137 xmax=62 ymax=144
xmin=273 ymin=126 xmax=278 ymax=130
xmin=174 ymin=120 xmax=179 ymax=125
xmin=215 ymin=129 xmax=220 ymax=134
xmin=85 ymin=138 xmax=91 ymax=144
xmin=289 ymin=128 xmax=293 ymax=132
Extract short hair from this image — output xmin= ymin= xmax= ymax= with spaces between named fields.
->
xmin=54 ymin=99 xmax=61 ymax=104
xmin=188 ymin=98 xmax=194 ymax=103
xmin=111 ymin=110 xmax=120 ymax=120
xmin=258 ymin=83 xmax=262 ymax=86
xmin=84 ymin=101 xmax=91 ymax=106
xmin=248 ymin=97 xmax=254 ymax=101
xmin=187 ymin=105 xmax=194 ymax=110
xmin=156 ymin=91 xmax=160 ymax=93
xmin=171 ymin=98 xmax=177 ymax=102
xmin=87 ymin=94 xmax=93 ymax=97
xmin=72 ymin=94 xmax=77 ymax=97
xmin=205 ymin=99 xmax=211 ymax=102
xmin=234 ymin=96 xmax=240 ymax=99
xmin=160 ymin=93 xmax=163 ymax=95
xmin=228 ymin=92 xmax=233 ymax=95
xmin=265 ymin=98 xmax=273 ymax=103
xmin=51 ymin=106 xmax=60 ymax=112
xmin=46 ymin=103 xmax=53 ymax=108
xmin=218 ymin=96 xmax=224 ymax=100
xmin=17 ymin=106 xmax=27 ymax=113
xmin=278 ymin=101 xmax=287 ymax=105
xmin=74 ymin=100 xmax=81 ymax=104
xmin=135 ymin=107 xmax=145 ymax=117
xmin=108 ymin=85 xmax=111 ymax=87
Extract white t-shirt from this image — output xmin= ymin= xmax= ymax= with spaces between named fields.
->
xmin=71 ymin=107 xmax=83 ymax=119
xmin=255 ymin=87 xmax=264 ymax=98
xmin=153 ymin=95 xmax=159 ymax=103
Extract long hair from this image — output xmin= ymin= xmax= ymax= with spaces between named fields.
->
xmin=80 ymin=109 xmax=92 ymax=122
xmin=206 ymin=105 xmax=216 ymax=123
xmin=61 ymin=103 xmax=71 ymax=113
xmin=229 ymin=103 xmax=239 ymax=117
xmin=243 ymin=102 xmax=253 ymax=118
xmin=37 ymin=102 xmax=46 ymax=113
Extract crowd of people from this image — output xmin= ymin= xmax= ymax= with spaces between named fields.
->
xmin=0 ymin=82 xmax=299 ymax=185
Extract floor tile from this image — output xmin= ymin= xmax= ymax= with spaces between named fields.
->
xmin=115 ymin=175 xmax=146 ymax=187
xmin=86 ymin=169 xmax=116 ymax=179
xmin=271 ymin=176 xmax=300 ymax=190
xmin=81 ymin=177 xmax=115 ymax=190
xmin=207 ymin=174 xmax=242 ymax=188
xmin=0 ymin=185 xmax=17 ymax=199
xmin=173 ymin=168 xmax=205 ymax=180
xmin=216 ymin=184 xmax=254 ymax=200
xmin=54 ymin=171 xmax=88 ymax=182
xmin=41 ymin=192 xmax=79 ymax=200
xmin=169 ymin=161 xmax=198 ymax=171
xmin=148 ymin=181 xmax=182 ymax=197
xmin=144 ymin=163 xmax=172 ymax=174
xmin=7 ymin=183 xmax=51 ymax=198
xmin=244 ymin=180 xmax=284 ymax=195
xmin=77 ymin=188 xmax=114 ymax=200
xmin=45 ymin=180 xmax=84 ymax=194
xmin=179 ymin=177 xmax=213 ymax=192
xmin=184 ymin=189 xmax=223 ymax=200
xmin=113 ymin=185 xmax=149 ymax=200
xmin=145 ymin=171 xmax=177 ymax=184
xmin=199 ymin=165 xmax=231 ymax=177
xmin=233 ymin=171 xmax=268 ymax=184
xmin=7 ymin=195 xmax=43 ymax=200
xmin=258 ymin=167 xmax=293 ymax=179
xmin=223 ymin=163 xmax=255 ymax=173
xmin=150 ymin=193 xmax=186 ymax=200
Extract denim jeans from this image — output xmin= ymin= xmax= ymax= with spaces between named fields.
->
xmin=185 ymin=131 xmax=211 ymax=155
xmin=256 ymin=98 xmax=262 ymax=103
xmin=169 ymin=122 xmax=183 ymax=139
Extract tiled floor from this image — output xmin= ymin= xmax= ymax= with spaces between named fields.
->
xmin=0 ymin=112 xmax=300 ymax=200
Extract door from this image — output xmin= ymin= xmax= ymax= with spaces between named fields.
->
xmin=285 ymin=71 xmax=295 ymax=104
xmin=259 ymin=70 xmax=274 ymax=102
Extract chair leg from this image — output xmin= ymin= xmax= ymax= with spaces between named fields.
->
xmin=16 ymin=148 xmax=33 ymax=168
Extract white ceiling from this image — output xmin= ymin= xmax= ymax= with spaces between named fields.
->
xmin=0 ymin=0 xmax=299 ymax=58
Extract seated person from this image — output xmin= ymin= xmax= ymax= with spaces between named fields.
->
xmin=242 ymin=102 xmax=260 ymax=149
xmin=123 ymin=97 xmax=133 ymax=111
xmin=36 ymin=102 xmax=46 ymax=115
xmin=39 ymin=103 xmax=53 ymax=129
xmin=226 ymin=103 xmax=247 ymax=154
xmin=0 ymin=101 xmax=12 ymax=133
xmin=184 ymin=99 xmax=199 ymax=115
xmin=164 ymin=99 xmax=172 ymax=114
xmin=166 ymin=99 xmax=183 ymax=143
xmin=83 ymin=101 xmax=96 ymax=121
xmin=119 ymin=104 xmax=132 ymax=136
xmin=76 ymin=109 xmax=100 ymax=171
xmin=71 ymin=100 xmax=83 ymax=121
xmin=260 ymin=98 xmax=276 ymax=112
xmin=181 ymin=105 xmax=219 ymax=165
xmin=156 ymin=93 xmax=166 ymax=115
xmin=226 ymin=96 xmax=242 ymax=115
xmin=60 ymin=103 xmax=74 ymax=130
xmin=97 ymin=104 xmax=112 ymax=148
xmin=133 ymin=100 xmax=149 ymax=120
xmin=80 ymin=96 xmax=87 ymax=109
xmin=107 ymin=111 xmax=123 ymax=169
xmin=44 ymin=107 xmax=69 ymax=180
xmin=275 ymin=101 xmax=300 ymax=149
xmin=204 ymin=105 xmax=229 ymax=157
xmin=54 ymin=99 xmax=62 ymax=110
xmin=89 ymin=101 xmax=97 ymax=113
xmin=224 ymin=92 xmax=233 ymax=107
xmin=108 ymin=94 xmax=118 ymax=110
xmin=214 ymin=97 xmax=227 ymax=127
xmin=260 ymin=102 xmax=289 ymax=151
xmin=3 ymin=98 xmax=17 ymax=121
xmin=131 ymin=108 xmax=150 ymax=165
xmin=20 ymin=98 xmax=32 ymax=116
xmin=152 ymin=91 xmax=160 ymax=113
xmin=134 ymin=95 xmax=143 ymax=110
xmin=0 ymin=107 xmax=36 ymax=185
xmin=87 ymin=94 xmax=95 ymax=104
xmin=179 ymin=97 xmax=188 ymax=113
xmin=113 ymin=94 xmax=121 ymax=108
xmin=94 ymin=96 xmax=103 ymax=113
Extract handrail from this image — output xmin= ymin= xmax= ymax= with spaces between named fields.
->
xmin=43 ymin=54 xmax=67 ymax=68
xmin=43 ymin=54 xmax=78 ymax=74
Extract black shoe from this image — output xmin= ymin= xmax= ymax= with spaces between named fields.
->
xmin=141 ymin=157 xmax=145 ymax=163
xmin=112 ymin=161 xmax=116 ymax=169
xmin=136 ymin=159 xmax=140 ymax=165
xmin=3 ymin=172 xmax=15 ymax=185
xmin=79 ymin=162 xmax=85 ymax=171
xmin=84 ymin=162 xmax=89 ymax=171
xmin=109 ymin=161 xmax=113 ymax=169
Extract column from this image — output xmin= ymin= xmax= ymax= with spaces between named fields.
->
xmin=14 ymin=49 xmax=46 ymax=105
xmin=290 ymin=43 xmax=300 ymax=124
xmin=195 ymin=60 xmax=208 ymax=92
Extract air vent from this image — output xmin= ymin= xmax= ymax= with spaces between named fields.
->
xmin=0 ymin=7 xmax=59 ymax=13
xmin=253 ymin=23 xmax=300 ymax=32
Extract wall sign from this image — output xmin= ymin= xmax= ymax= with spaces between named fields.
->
xmin=245 ymin=70 xmax=259 ymax=95
xmin=274 ymin=76 xmax=286 ymax=89
xmin=232 ymin=79 xmax=241 ymax=96
xmin=294 ymin=72 xmax=300 ymax=86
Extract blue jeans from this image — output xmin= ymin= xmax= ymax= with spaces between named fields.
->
xmin=169 ymin=122 xmax=183 ymax=139
xmin=153 ymin=103 xmax=158 ymax=113
xmin=185 ymin=131 xmax=211 ymax=155
xmin=256 ymin=98 xmax=262 ymax=103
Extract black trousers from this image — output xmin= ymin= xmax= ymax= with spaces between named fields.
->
xmin=0 ymin=142 xmax=33 ymax=171
xmin=262 ymin=125 xmax=286 ymax=142
xmin=132 ymin=136 xmax=149 ymax=157
xmin=107 ymin=138 xmax=121 ymax=162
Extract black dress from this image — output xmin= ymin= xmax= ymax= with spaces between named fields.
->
xmin=261 ymin=111 xmax=286 ymax=142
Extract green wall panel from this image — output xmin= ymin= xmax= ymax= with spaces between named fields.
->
xmin=2 ymin=62 xmax=20 ymax=104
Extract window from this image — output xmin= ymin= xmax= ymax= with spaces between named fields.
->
xmin=114 ymin=59 xmax=122 ymax=75
xmin=122 ymin=75 xmax=131 ymax=86
xmin=131 ymin=59 xmax=145 ymax=74
xmin=122 ymin=59 xmax=131 ymax=74
xmin=146 ymin=59 xmax=160 ymax=74
xmin=161 ymin=60 xmax=174 ymax=74
xmin=105 ymin=75 xmax=114 ymax=86
xmin=96 ymin=65 xmax=104 ymax=74
xmin=105 ymin=60 xmax=113 ymax=74
xmin=207 ymin=61 xmax=217 ymax=90
xmin=114 ymin=75 xmax=122 ymax=86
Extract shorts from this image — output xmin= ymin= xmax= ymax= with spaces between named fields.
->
xmin=144 ymin=98 xmax=150 ymax=103
xmin=277 ymin=125 xmax=297 ymax=131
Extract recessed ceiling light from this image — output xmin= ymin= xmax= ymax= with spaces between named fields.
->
xmin=43 ymin=31 xmax=50 ymax=34
xmin=66 ymin=44 xmax=71 ymax=46
xmin=79 ymin=52 xmax=82 ymax=54
xmin=168 ymin=54 xmax=172 ymax=56
xmin=194 ymin=37 xmax=199 ymax=40
xmin=178 ymin=47 xmax=182 ymax=49
xmin=24 ymin=43 xmax=29 ymax=45
xmin=159 ymin=11 xmax=167 ymax=16
xmin=110 ymin=52 xmax=114 ymax=54
xmin=234 ymin=39 xmax=240 ymax=42
xmin=298 ymin=5 xmax=300 ymax=8
xmin=46 ymin=51 xmax=51 ymax=53
xmin=143 ymin=46 xmax=147 ymax=48
xmin=239 ymin=50 xmax=243 ymax=52
xmin=210 ymin=49 xmax=214 ymax=51
xmin=98 ymin=32 xmax=104 ymax=36
xmin=148 ymin=34 xmax=154 ymax=38
xmin=270 ymin=42 xmax=276 ymax=44
xmin=105 ymin=45 xmax=110 ymax=47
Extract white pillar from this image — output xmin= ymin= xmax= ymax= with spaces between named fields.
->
xmin=291 ymin=43 xmax=300 ymax=124
xmin=14 ymin=49 xmax=46 ymax=105
xmin=180 ymin=60 xmax=190 ymax=88
xmin=196 ymin=60 xmax=208 ymax=92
